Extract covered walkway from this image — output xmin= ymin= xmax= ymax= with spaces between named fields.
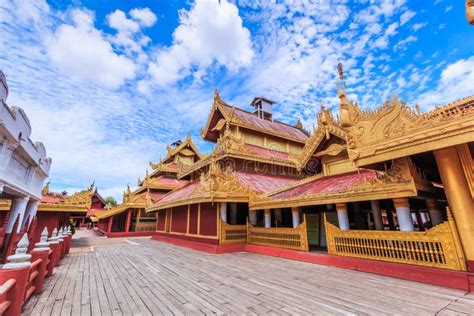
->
xmin=23 ymin=238 xmax=474 ymax=315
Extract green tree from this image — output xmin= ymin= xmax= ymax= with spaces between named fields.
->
xmin=104 ymin=196 xmax=117 ymax=210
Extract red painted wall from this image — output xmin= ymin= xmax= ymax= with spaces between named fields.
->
xmin=171 ymin=206 xmax=187 ymax=233
xmin=34 ymin=212 xmax=68 ymax=244
xmin=156 ymin=210 xmax=166 ymax=232
xmin=188 ymin=204 xmax=198 ymax=235
xmin=199 ymin=203 xmax=217 ymax=236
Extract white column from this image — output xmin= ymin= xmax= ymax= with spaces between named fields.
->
xmin=394 ymin=198 xmax=414 ymax=231
xmin=370 ymin=200 xmax=384 ymax=231
xmin=220 ymin=202 xmax=227 ymax=223
xmin=291 ymin=207 xmax=300 ymax=228
xmin=274 ymin=208 xmax=282 ymax=225
xmin=249 ymin=210 xmax=257 ymax=225
xmin=7 ymin=196 xmax=29 ymax=233
xmin=426 ymin=198 xmax=443 ymax=226
xmin=264 ymin=209 xmax=271 ymax=228
xmin=22 ymin=200 xmax=39 ymax=230
xmin=230 ymin=203 xmax=238 ymax=225
xmin=336 ymin=203 xmax=350 ymax=230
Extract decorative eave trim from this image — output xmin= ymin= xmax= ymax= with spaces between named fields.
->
xmin=0 ymin=200 xmax=89 ymax=213
xmin=146 ymin=193 xmax=249 ymax=212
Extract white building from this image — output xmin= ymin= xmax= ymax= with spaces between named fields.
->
xmin=0 ymin=70 xmax=51 ymax=234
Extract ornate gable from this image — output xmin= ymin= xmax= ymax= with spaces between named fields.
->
xmin=289 ymin=106 xmax=346 ymax=171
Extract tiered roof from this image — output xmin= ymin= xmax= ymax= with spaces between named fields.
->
xmin=0 ymin=182 xmax=97 ymax=213
xmin=93 ymin=135 xmax=202 ymax=220
xmin=148 ymin=162 xmax=299 ymax=211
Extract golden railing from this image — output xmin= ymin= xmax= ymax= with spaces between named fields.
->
xmin=219 ymin=220 xmax=247 ymax=245
xmin=247 ymin=215 xmax=309 ymax=251
xmin=135 ymin=221 xmax=156 ymax=232
xmin=324 ymin=209 xmax=467 ymax=271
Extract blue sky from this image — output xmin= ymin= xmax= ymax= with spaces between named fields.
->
xmin=1 ymin=0 xmax=473 ymax=201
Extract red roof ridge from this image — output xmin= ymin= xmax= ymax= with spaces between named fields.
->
xmin=221 ymin=103 xmax=309 ymax=136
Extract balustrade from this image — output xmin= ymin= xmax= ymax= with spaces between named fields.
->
xmin=247 ymin=215 xmax=309 ymax=251
xmin=324 ymin=209 xmax=467 ymax=271
xmin=219 ymin=220 xmax=247 ymax=245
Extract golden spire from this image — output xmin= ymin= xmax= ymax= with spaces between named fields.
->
xmin=336 ymin=62 xmax=352 ymax=128
xmin=42 ymin=181 xmax=50 ymax=195
xmin=214 ymin=88 xmax=220 ymax=102
xmin=294 ymin=118 xmax=303 ymax=129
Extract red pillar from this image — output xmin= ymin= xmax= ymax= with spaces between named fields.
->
xmin=0 ymin=266 xmax=30 ymax=316
xmin=30 ymin=250 xmax=49 ymax=294
xmin=125 ymin=210 xmax=132 ymax=233
xmin=107 ymin=217 xmax=113 ymax=234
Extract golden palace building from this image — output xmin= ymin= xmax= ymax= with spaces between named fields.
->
xmin=145 ymin=76 xmax=474 ymax=289
xmin=92 ymin=135 xmax=201 ymax=237
xmin=147 ymin=92 xmax=310 ymax=244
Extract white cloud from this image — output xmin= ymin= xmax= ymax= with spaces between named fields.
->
xmin=400 ymin=10 xmax=415 ymax=25
xmin=130 ymin=8 xmax=157 ymax=27
xmin=372 ymin=22 xmax=399 ymax=49
xmin=412 ymin=22 xmax=427 ymax=31
xmin=47 ymin=9 xmax=136 ymax=89
xmin=394 ymin=35 xmax=417 ymax=51
xmin=147 ymin=0 xmax=253 ymax=86
xmin=419 ymin=56 xmax=474 ymax=108
xmin=107 ymin=10 xmax=140 ymax=33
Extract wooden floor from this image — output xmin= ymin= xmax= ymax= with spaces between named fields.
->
xmin=23 ymin=238 xmax=474 ymax=315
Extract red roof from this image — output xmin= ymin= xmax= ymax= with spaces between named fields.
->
xmin=41 ymin=194 xmax=64 ymax=203
xmin=148 ymin=177 xmax=189 ymax=188
xmin=269 ymin=170 xmax=378 ymax=199
xmin=236 ymin=172 xmax=299 ymax=194
xmin=153 ymin=171 xmax=299 ymax=207
xmin=222 ymin=104 xmax=308 ymax=142
xmin=245 ymin=144 xmax=290 ymax=162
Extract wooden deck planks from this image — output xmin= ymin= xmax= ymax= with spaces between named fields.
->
xmin=22 ymin=238 xmax=473 ymax=316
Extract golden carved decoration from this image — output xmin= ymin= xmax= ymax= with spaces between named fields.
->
xmin=324 ymin=210 xmax=467 ymax=271
xmin=214 ymin=123 xmax=248 ymax=157
xmin=340 ymin=94 xmax=474 ymax=166
xmin=194 ymin=162 xmax=253 ymax=198
xmin=289 ymin=108 xmax=345 ymax=170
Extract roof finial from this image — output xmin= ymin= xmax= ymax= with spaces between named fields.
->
xmin=336 ymin=62 xmax=353 ymax=128
xmin=214 ymin=88 xmax=220 ymax=102
xmin=42 ymin=181 xmax=50 ymax=195
xmin=89 ymin=180 xmax=95 ymax=190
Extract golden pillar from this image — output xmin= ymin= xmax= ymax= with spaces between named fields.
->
xmin=434 ymin=146 xmax=474 ymax=270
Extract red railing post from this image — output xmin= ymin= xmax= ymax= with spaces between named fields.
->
xmin=57 ymin=228 xmax=66 ymax=259
xmin=0 ymin=233 xmax=32 ymax=316
xmin=64 ymin=226 xmax=73 ymax=254
xmin=30 ymin=228 xmax=50 ymax=294
xmin=48 ymin=228 xmax=60 ymax=268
